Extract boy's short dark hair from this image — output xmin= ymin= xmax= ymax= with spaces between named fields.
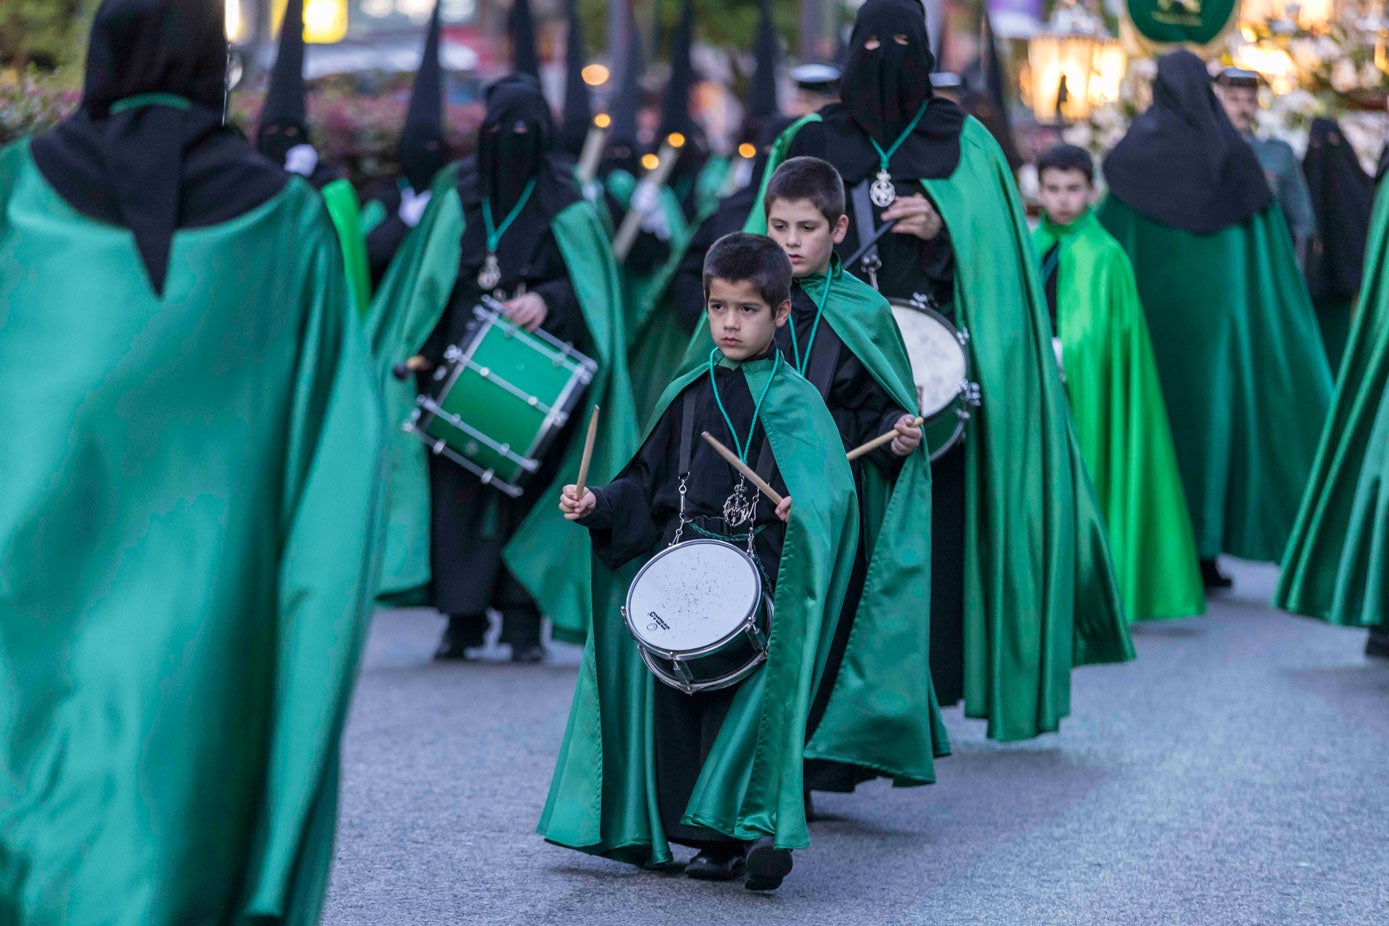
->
xmin=703 ymin=233 xmax=793 ymax=309
xmin=1037 ymin=144 xmax=1095 ymax=184
xmin=764 ymin=156 xmax=846 ymax=223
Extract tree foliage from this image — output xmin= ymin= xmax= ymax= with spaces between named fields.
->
xmin=0 ymin=0 xmax=101 ymax=71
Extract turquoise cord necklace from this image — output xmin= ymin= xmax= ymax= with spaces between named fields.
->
xmin=477 ymin=176 xmax=538 ymax=290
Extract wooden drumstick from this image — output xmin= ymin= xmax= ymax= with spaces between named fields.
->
xmin=700 ymin=431 xmax=785 ymax=507
xmin=572 ymin=405 xmax=601 ymax=500
xmin=846 ymin=416 xmax=925 ymax=462
xmin=392 ymin=354 xmax=431 ymax=381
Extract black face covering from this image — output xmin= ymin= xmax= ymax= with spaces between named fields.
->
xmin=840 ymin=0 xmax=934 ymax=142
xmin=477 ymin=78 xmax=552 ymax=205
xmin=813 ymin=0 xmax=965 ymax=183
xmin=257 ymin=120 xmax=307 ymax=165
xmin=1103 ymin=50 xmax=1272 ymax=235
xmin=1303 ymin=117 xmax=1374 ymax=302
xmin=30 ymin=0 xmax=285 ymax=296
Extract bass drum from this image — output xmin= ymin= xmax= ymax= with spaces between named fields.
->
xmin=889 ymin=297 xmax=978 ymax=460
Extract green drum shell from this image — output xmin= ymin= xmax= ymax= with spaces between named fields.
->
xmin=411 ymin=303 xmax=594 ymax=493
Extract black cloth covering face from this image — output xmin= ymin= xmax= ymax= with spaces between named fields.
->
xmin=414 ymin=76 xmax=585 ymax=625
xmin=815 ymin=0 xmax=965 ymax=185
xmin=31 ymin=0 xmax=287 ymax=296
xmin=578 ymin=356 xmax=789 ymax=848
xmin=1303 ymin=117 xmax=1374 ymax=303
xmin=1103 ymin=50 xmax=1272 ymax=235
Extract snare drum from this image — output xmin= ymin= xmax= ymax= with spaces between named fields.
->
xmin=622 ymin=539 xmax=772 ymax=694
xmin=889 ymin=296 xmax=980 ymax=460
xmin=404 ymin=297 xmax=597 ymax=498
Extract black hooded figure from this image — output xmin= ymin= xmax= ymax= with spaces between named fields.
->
xmin=365 ymin=2 xmax=451 ymax=288
xmin=1102 ymin=51 xmax=1271 ymax=235
xmin=32 ymin=0 xmax=286 ymax=296
xmin=510 ymin=0 xmax=541 ymax=79
xmin=257 ymin=0 xmax=343 ymax=189
xmin=1303 ymin=116 xmax=1374 ymax=370
xmin=742 ymin=0 xmax=781 ymax=146
xmin=423 ymin=76 xmax=589 ymax=663
xmin=559 ymin=0 xmax=592 ymax=157
xmin=655 ymin=0 xmax=710 ymax=221
xmin=781 ymin=0 xmax=974 ymax=707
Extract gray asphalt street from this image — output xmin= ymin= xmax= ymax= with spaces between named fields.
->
xmin=324 ymin=561 xmax=1389 ymax=925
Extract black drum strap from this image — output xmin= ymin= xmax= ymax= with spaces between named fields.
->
xmin=804 ymin=330 xmax=841 ymax=399
xmin=678 ymin=387 xmax=697 ymax=476
xmin=850 ymin=181 xmax=882 ymax=289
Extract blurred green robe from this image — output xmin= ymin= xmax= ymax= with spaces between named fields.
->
xmin=0 ymin=143 xmax=386 ymax=924
xmin=1097 ymin=197 xmax=1334 ymax=562
xmin=1034 ymin=210 xmax=1204 ymax=621
xmin=1276 ymin=183 xmax=1389 ymax=628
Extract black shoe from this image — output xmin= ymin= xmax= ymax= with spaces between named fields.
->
xmin=1366 ymin=628 xmax=1389 ymax=660
xmin=434 ymin=616 xmax=483 ymax=661
xmin=685 ymin=847 xmax=746 ymax=881
xmin=744 ymin=836 xmax=793 ymax=892
xmin=510 ymin=642 xmax=547 ymax=664
xmin=1200 ymin=558 xmax=1233 ymax=591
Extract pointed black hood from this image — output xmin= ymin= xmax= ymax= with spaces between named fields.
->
xmin=399 ymin=2 xmax=449 ymax=192
xmin=657 ymin=0 xmax=695 ymax=141
xmin=32 ymin=0 xmax=286 ymax=296
xmin=510 ymin=0 xmax=540 ymax=79
xmin=743 ymin=0 xmax=780 ymax=142
xmin=560 ymin=0 xmax=592 ymax=156
xmin=258 ymin=0 xmax=309 ymax=163
xmin=604 ymin=5 xmax=644 ymax=174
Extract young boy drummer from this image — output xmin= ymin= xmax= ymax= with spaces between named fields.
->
xmin=682 ymin=157 xmax=948 ymax=795
xmin=539 ymin=233 xmax=860 ymax=891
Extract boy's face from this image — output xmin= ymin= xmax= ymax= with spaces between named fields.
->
xmin=1037 ymin=167 xmax=1092 ymax=228
xmin=766 ymin=198 xmax=848 ymax=278
xmin=706 ymin=277 xmax=791 ymax=361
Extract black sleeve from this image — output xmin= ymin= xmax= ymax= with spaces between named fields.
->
xmin=918 ymin=222 xmax=955 ymax=287
xmin=831 ymin=354 xmax=911 ymax=474
xmin=530 ymin=236 xmax=587 ymax=346
xmin=582 ymin=402 xmax=677 ymax=569
xmin=366 ymin=215 xmax=410 ymax=289
xmin=673 ymin=217 xmax=716 ymax=334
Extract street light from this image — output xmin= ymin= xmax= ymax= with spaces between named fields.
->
xmin=270 ymin=0 xmax=349 ymax=44
xmin=1027 ymin=0 xmax=1125 ymax=123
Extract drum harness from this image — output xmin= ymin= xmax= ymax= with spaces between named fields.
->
xmin=670 ymin=388 xmax=780 ymax=588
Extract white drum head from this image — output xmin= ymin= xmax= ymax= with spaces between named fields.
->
xmin=627 ymin=540 xmax=760 ymax=653
xmin=891 ymin=305 xmax=968 ymax=417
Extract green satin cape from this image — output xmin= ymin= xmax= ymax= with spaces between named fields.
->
xmin=321 ymin=176 xmax=371 ymax=317
xmin=1276 ymin=182 xmax=1389 ymax=628
xmin=1097 ymin=196 xmax=1334 ymax=562
xmin=675 ymin=260 xmax=948 ymax=784
xmin=755 ymin=115 xmax=1134 ymax=741
xmin=0 ymin=143 xmax=386 ymax=924
xmin=366 ymin=163 xmax=637 ymax=639
xmin=538 ymin=356 xmax=860 ymax=864
xmin=1033 ymin=211 xmax=1205 ymax=622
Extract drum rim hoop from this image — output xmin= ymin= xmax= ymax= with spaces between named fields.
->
xmin=624 ymin=538 xmax=765 ymax=652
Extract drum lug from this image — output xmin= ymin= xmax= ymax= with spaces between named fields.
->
xmin=955 ymin=326 xmax=971 ymax=347
xmin=909 ymin=291 xmax=930 ymax=310
xmin=553 ymin=410 xmax=570 ymax=427
xmin=444 ymin=345 xmax=462 ymax=363
xmin=960 ymin=381 xmax=982 ymax=408
xmin=431 ymin=439 xmax=446 ymax=455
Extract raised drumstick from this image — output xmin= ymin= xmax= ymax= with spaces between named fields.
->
xmin=700 ymin=431 xmax=785 ymax=506
xmin=846 ymin=416 xmax=925 ymax=462
xmin=572 ymin=405 xmax=601 ymax=500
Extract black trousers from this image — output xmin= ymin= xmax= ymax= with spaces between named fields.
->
xmin=927 ymin=442 xmax=967 ymax=707
xmin=652 ymin=682 xmax=744 ymax=850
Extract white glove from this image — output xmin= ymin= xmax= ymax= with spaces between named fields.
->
xmin=284 ymin=143 xmax=319 ymax=177
xmin=1052 ymin=336 xmax=1066 ymax=382
xmin=631 ymin=181 xmax=670 ymax=240
xmin=398 ymin=187 xmax=432 ymax=227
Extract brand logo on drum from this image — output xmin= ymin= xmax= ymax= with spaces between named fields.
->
xmin=647 ymin=611 xmax=670 ymax=632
